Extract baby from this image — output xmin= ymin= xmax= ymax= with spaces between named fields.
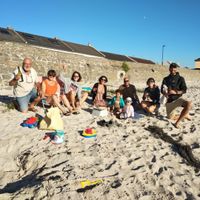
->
xmin=108 ymin=89 xmax=125 ymax=117
xmin=120 ymin=97 xmax=134 ymax=119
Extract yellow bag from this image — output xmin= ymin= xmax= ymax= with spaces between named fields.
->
xmin=39 ymin=107 xmax=64 ymax=130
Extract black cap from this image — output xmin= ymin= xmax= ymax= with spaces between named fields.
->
xmin=169 ymin=63 xmax=178 ymax=69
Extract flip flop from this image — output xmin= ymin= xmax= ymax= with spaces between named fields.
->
xmin=73 ymin=111 xmax=80 ymax=115
xmin=63 ymin=112 xmax=71 ymax=116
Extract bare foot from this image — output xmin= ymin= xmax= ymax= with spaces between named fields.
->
xmin=172 ymin=122 xmax=180 ymax=129
xmin=185 ymin=115 xmax=191 ymax=121
xmin=170 ymin=114 xmax=179 ymax=121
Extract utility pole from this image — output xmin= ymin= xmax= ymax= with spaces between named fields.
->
xmin=161 ymin=45 xmax=165 ymax=66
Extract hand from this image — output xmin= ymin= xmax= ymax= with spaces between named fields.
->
xmin=14 ymin=73 xmax=21 ymax=81
xmin=168 ymin=89 xmax=177 ymax=95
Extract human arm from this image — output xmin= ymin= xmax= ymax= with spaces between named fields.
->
xmin=103 ymin=85 xmax=107 ymax=100
xmin=153 ymin=86 xmax=160 ymax=104
xmin=9 ymin=67 xmax=22 ymax=86
xmin=142 ymin=88 xmax=149 ymax=101
xmin=176 ymin=77 xmax=187 ymax=95
xmin=91 ymin=83 xmax=98 ymax=101
xmin=41 ymin=81 xmax=46 ymax=98
xmin=108 ymin=97 xmax=115 ymax=107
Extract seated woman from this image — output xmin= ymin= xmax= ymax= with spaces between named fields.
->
xmin=40 ymin=70 xmax=71 ymax=115
xmin=141 ymin=77 xmax=160 ymax=114
xmin=59 ymin=71 xmax=88 ymax=114
xmin=108 ymin=89 xmax=125 ymax=117
xmin=91 ymin=76 xmax=108 ymax=107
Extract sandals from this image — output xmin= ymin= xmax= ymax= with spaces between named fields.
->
xmin=73 ymin=111 xmax=80 ymax=115
xmin=63 ymin=111 xmax=71 ymax=116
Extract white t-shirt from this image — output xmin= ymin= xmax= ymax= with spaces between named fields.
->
xmin=11 ymin=66 xmax=38 ymax=97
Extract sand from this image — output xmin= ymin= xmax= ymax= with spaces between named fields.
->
xmin=0 ymin=83 xmax=200 ymax=200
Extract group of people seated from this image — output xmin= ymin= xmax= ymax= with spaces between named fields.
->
xmin=9 ymin=58 xmax=192 ymax=128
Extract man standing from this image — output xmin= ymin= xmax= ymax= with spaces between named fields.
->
xmin=9 ymin=58 xmax=39 ymax=113
xmin=161 ymin=63 xmax=192 ymax=128
xmin=119 ymin=77 xmax=140 ymax=111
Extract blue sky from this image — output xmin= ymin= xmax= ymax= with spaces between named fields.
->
xmin=1 ymin=0 xmax=199 ymax=67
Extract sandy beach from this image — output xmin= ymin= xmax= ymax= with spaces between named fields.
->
xmin=0 ymin=82 xmax=200 ymax=200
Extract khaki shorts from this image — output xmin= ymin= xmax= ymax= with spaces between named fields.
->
xmin=166 ymin=97 xmax=187 ymax=118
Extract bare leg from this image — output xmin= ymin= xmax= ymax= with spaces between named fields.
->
xmin=141 ymin=101 xmax=148 ymax=111
xmin=29 ymin=96 xmax=41 ymax=111
xmin=174 ymin=101 xmax=192 ymax=128
xmin=61 ymin=94 xmax=73 ymax=112
xmin=52 ymin=95 xmax=67 ymax=114
xmin=80 ymin=92 xmax=88 ymax=107
xmin=68 ymin=91 xmax=76 ymax=110
xmin=147 ymin=105 xmax=156 ymax=113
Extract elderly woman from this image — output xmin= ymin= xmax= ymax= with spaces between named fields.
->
xmin=91 ymin=75 xmax=108 ymax=107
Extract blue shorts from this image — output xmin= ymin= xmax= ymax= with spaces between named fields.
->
xmin=16 ymin=88 xmax=38 ymax=112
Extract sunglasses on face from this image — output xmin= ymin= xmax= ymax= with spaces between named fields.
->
xmin=101 ymin=78 xmax=106 ymax=81
xmin=73 ymin=75 xmax=79 ymax=78
xmin=124 ymin=80 xmax=129 ymax=82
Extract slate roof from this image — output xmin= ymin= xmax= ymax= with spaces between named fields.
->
xmin=0 ymin=26 xmax=156 ymax=63
xmin=100 ymin=51 xmax=132 ymax=62
xmin=0 ymin=27 xmax=23 ymax=43
xmin=0 ymin=27 xmax=104 ymax=57
xmin=129 ymin=56 xmax=155 ymax=64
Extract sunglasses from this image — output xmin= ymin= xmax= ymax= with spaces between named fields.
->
xmin=124 ymin=80 xmax=129 ymax=82
xmin=73 ymin=75 xmax=79 ymax=78
xmin=101 ymin=78 xmax=106 ymax=81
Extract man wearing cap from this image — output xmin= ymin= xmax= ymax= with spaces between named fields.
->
xmin=161 ymin=63 xmax=192 ymax=128
xmin=9 ymin=58 xmax=39 ymax=113
xmin=119 ymin=77 xmax=140 ymax=111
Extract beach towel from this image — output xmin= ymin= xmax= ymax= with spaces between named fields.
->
xmin=39 ymin=107 xmax=63 ymax=130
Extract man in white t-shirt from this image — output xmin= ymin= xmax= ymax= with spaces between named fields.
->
xmin=9 ymin=58 xmax=39 ymax=113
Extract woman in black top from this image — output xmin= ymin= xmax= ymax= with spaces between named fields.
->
xmin=141 ymin=77 xmax=160 ymax=114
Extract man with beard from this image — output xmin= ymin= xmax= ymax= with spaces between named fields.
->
xmin=9 ymin=58 xmax=39 ymax=113
xmin=161 ymin=63 xmax=192 ymax=128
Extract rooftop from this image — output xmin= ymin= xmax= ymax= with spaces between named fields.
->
xmin=0 ymin=27 xmax=155 ymax=64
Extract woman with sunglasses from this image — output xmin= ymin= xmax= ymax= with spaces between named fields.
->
xmin=91 ymin=75 xmax=108 ymax=107
xmin=38 ymin=70 xmax=70 ymax=115
xmin=59 ymin=71 xmax=87 ymax=114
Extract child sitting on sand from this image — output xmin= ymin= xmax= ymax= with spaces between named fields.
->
xmin=108 ymin=89 xmax=125 ymax=117
xmin=120 ymin=97 xmax=134 ymax=119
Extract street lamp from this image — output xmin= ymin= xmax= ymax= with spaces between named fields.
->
xmin=161 ymin=45 xmax=165 ymax=66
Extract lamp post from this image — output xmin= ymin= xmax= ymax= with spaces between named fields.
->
xmin=161 ymin=45 xmax=165 ymax=66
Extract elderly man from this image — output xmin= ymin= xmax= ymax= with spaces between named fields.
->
xmin=161 ymin=63 xmax=192 ymax=128
xmin=119 ymin=77 xmax=140 ymax=111
xmin=9 ymin=58 xmax=39 ymax=113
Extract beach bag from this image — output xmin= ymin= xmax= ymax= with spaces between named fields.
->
xmin=160 ymin=95 xmax=167 ymax=105
xmin=39 ymin=107 xmax=63 ymax=130
xmin=160 ymin=84 xmax=168 ymax=105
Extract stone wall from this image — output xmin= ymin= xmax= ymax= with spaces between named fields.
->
xmin=0 ymin=41 xmax=200 ymax=91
